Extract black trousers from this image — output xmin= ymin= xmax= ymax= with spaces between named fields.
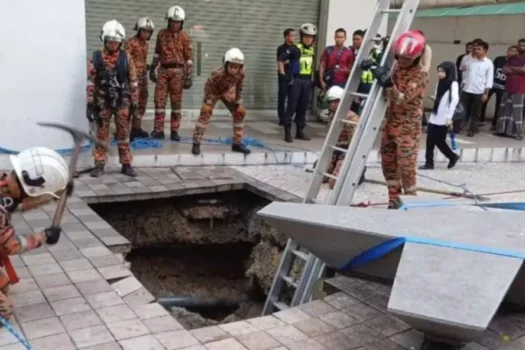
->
xmin=284 ymin=78 xmax=311 ymax=129
xmin=481 ymin=88 xmax=504 ymax=126
xmin=277 ymin=74 xmax=288 ymax=123
xmin=425 ymin=123 xmax=456 ymax=166
xmin=461 ymin=92 xmax=483 ymax=133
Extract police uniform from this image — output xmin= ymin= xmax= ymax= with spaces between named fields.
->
xmin=280 ymin=43 xmax=314 ymax=141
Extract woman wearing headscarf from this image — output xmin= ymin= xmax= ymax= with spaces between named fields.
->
xmin=419 ymin=61 xmax=460 ymax=170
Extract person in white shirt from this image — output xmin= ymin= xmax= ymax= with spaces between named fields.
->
xmin=460 ymin=40 xmax=494 ymax=136
xmin=419 ymin=61 xmax=460 ymax=170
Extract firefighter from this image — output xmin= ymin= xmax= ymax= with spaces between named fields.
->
xmin=149 ymin=6 xmax=193 ymax=141
xmin=322 ymin=86 xmax=365 ymax=189
xmin=125 ymin=17 xmax=155 ymax=141
xmin=375 ymin=30 xmax=429 ymax=209
xmin=191 ymin=48 xmax=250 ymax=156
xmin=280 ymin=23 xmax=317 ymax=143
xmin=86 ymin=19 xmax=138 ymax=178
xmin=0 ymin=147 xmax=72 ymax=320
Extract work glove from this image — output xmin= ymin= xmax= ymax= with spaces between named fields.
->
xmin=374 ymin=65 xmax=391 ymax=87
xmin=86 ymin=104 xmax=96 ymax=123
xmin=44 ymin=226 xmax=62 ymax=245
xmin=360 ymin=59 xmax=376 ymax=71
xmin=149 ymin=66 xmax=157 ymax=83
xmin=0 ymin=197 xmax=18 ymax=212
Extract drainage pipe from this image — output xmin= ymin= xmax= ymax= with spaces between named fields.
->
xmin=157 ymin=297 xmax=240 ymax=309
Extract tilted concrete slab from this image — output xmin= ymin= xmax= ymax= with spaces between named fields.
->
xmin=389 ymin=243 xmax=522 ymax=343
xmin=258 ymin=202 xmax=525 ymax=343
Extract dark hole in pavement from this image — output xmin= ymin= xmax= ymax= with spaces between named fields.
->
xmin=90 ymin=189 xmax=280 ymax=329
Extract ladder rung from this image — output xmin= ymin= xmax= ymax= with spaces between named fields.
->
xmin=351 ymin=92 xmax=368 ymax=98
xmin=292 ymin=249 xmax=310 ymax=261
xmin=272 ymin=300 xmax=289 ymax=311
xmin=341 ymin=119 xmax=358 ymax=126
xmin=331 ymin=145 xmax=347 ymax=153
xmin=280 ymin=275 xmax=298 ymax=288
xmin=381 ymin=9 xmax=400 ymax=14
xmin=322 ymin=172 xmax=337 ymax=180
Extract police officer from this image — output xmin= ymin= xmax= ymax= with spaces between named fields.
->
xmin=279 ymin=23 xmax=317 ymax=143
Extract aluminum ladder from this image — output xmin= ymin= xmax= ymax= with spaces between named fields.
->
xmin=262 ymin=0 xmax=421 ymax=315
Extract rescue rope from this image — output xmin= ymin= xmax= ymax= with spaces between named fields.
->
xmin=0 ymin=315 xmax=32 ymax=349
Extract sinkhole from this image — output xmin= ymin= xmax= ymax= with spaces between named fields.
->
xmin=90 ymin=189 xmax=289 ymax=329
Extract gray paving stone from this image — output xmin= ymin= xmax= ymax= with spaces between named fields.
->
xmin=42 ymin=284 xmax=81 ymax=302
xmin=285 ymin=338 xmax=326 ymax=350
xmin=339 ymin=324 xmax=381 ymax=348
xmin=30 ymin=332 xmax=76 ymax=350
xmin=106 ymin=319 xmax=150 ymax=341
xmin=293 ymin=318 xmax=336 ymax=337
xmin=9 ymin=278 xmax=39 ymax=295
xmin=28 ymin=263 xmax=63 ymax=277
xmin=143 ymin=315 xmax=183 ymax=334
xmin=247 ymin=316 xmax=286 ymax=331
xmin=273 ymin=308 xmax=311 ymax=325
xmin=50 ymin=297 xmax=91 ymax=316
xmin=318 ymin=311 xmax=361 ymax=329
xmin=97 ymin=264 xmax=132 ymax=280
xmin=219 ymin=321 xmax=259 ymax=337
xmin=190 ymin=326 xmax=230 ymax=344
xmin=69 ymin=325 xmax=115 ymax=348
xmin=33 ymin=273 xmax=71 ymax=289
xmin=323 ymin=292 xmax=360 ymax=310
xmin=85 ymin=291 xmax=124 ymax=309
xmin=21 ymin=317 xmax=66 ymax=340
xmin=156 ymin=329 xmax=200 ymax=349
xmin=66 ymin=268 xmax=104 ymax=283
xmin=119 ymin=334 xmax=165 ymax=350
xmin=76 ymin=279 xmax=113 ymax=296
xmin=123 ymin=288 xmax=155 ymax=306
xmin=364 ymin=315 xmax=411 ymax=337
xmin=265 ymin=325 xmax=308 ymax=346
xmin=14 ymin=302 xmax=55 ymax=323
xmin=298 ymin=300 xmax=337 ymax=317
xmin=21 ymin=253 xmax=55 ymax=266
xmin=59 ymin=310 xmax=103 ymax=332
xmin=58 ymin=258 xmax=93 ymax=272
xmin=96 ymin=304 xmax=137 ymax=324
xmin=236 ymin=331 xmax=282 ymax=350
xmin=342 ymin=302 xmax=382 ymax=322
xmin=11 ymin=290 xmax=46 ymax=308
xmin=131 ymin=303 xmax=170 ymax=320
xmin=111 ymin=276 xmax=143 ymax=297
xmin=204 ymin=337 xmax=247 ymax=350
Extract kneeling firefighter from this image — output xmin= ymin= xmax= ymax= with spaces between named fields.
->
xmin=191 ymin=48 xmax=250 ymax=156
xmin=86 ymin=19 xmax=139 ymax=178
xmin=375 ymin=30 xmax=429 ymax=209
xmin=0 ymin=147 xmax=72 ymax=320
xmin=321 ymin=86 xmax=366 ymax=189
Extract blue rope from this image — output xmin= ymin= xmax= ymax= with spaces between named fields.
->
xmin=0 ymin=316 xmax=32 ymax=349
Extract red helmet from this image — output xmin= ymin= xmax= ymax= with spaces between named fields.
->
xmin=393 ymin=30 xmax=426 ymax=59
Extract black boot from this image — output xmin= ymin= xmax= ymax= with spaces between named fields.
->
xmin=284 ymin=127 xmax=293 ymax=143
xmin=130 ymin=128 xmax=148 ymax=141
xmin=121 ymin=164 xmax=137 ymax=177
xmin=447 ymin=154 xmax=460 ymax=169
xmin=150 ymin=131 xmax=165 ymax=140
xmin=192 ymin=143 xmax=201 ymax=156
xmin=90 ymin=164 xmax=104 ymax=178
xmin=296 ymin=128 xmax=311 ymax=141
xmin=170 ymin=131 xmax=181 ymax=141
xmin=418 ymin=164 xmax=434 ymax=170
xmin=232 ymin=143 xmax=251 ymax=155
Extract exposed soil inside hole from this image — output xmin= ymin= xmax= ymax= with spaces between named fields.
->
xmin=90 ymin=189 xmax=288 ymax=329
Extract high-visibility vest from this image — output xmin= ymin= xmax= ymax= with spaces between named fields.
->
xmin=296 ymin=43 xmax=315 ymax=76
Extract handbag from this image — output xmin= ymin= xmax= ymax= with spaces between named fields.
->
xmin=452 ymin=101 xmax=466 ymax=122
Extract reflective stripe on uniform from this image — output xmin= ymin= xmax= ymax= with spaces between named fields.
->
xmin=233 ymin=122 xmax=244 ymax=128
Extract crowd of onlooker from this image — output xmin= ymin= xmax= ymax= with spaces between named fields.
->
xmin=453 ymin=38 xmax=525 ymax=140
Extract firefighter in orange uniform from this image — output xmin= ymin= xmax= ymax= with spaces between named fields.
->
xmin=191 ymin=48 xmax=251 ymax=156
xmin=125 ymin=17 xmax=155 ymax=141
xmin=149 ymin=6 xmax=193 ymax=141
xmin=86 ymin=19 xmax=138 ymax=178
xmin=375 ymin=30 xmax=429 ymax=209
xmin=0 ymin=147 xmax=71 ymax=320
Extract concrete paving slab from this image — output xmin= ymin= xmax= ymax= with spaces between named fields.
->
xmin=389 ymin=243 xmax=522 ymax=343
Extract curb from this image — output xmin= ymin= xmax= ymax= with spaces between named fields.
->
xmin=0 ymin=146 xmax=522 ymax=169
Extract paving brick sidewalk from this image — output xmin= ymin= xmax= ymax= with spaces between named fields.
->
xmin=2 ymin=166 xmax=523 ymax=349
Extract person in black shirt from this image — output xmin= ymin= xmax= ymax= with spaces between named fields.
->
xmin=276 ymin=28 xmax=296 ymax=125
xmin=455 ymin=41 xmax=473 ymax=88
xmin=481 ymin=48 xmax=510 ymax=128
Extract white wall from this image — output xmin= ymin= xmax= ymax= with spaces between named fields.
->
xmin=324 ymin=0 xmax=387 ymax=47
xmin=0 ymin=0 xmax=88 ymax=153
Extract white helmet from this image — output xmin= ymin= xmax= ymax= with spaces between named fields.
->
xmin=10 ymin=147 xmax=69 ymax=198
xmin=166 ymin=6 xmax=185 ymax=21
xmin=100 ymin=19 xmax=126 ymax=43
xmin=300 ymin=23 xmax=317 ymax=36
xmin=325 ymin=86 xmax=344 ymax=102
xmin=224 ymin=48 xmax=244 ymax=65
xmin=135 ymin=17 xmax=155 ymax=31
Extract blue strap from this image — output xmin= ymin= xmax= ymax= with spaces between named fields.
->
xmin=116 ymin=50 xmax=128 ymax=86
